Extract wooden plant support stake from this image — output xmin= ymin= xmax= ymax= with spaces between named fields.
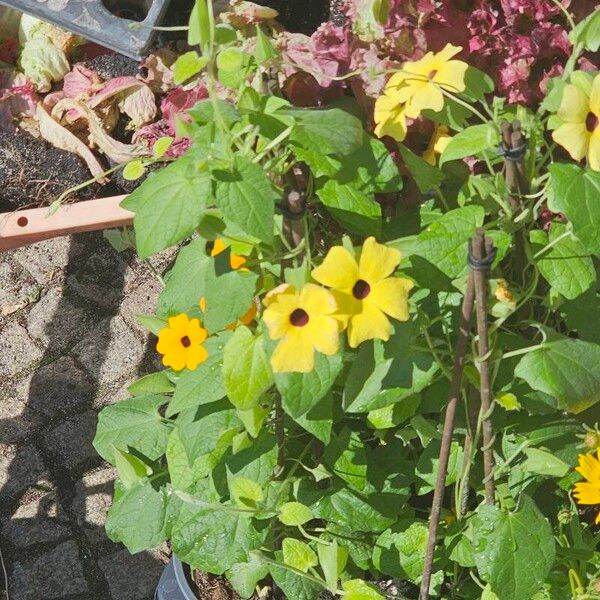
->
xmin=0 ymin=195 xmax=132 ymax=252
xmin=471 ymin=229 xmax=497 ymax=505
xmin=418 ymin=254 xmax=477 ymax=600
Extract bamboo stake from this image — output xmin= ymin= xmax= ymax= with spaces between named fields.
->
xmin=471 ymin=228 xmax=496 ymax=505
xmin=419 ymin=266 xmax=477 ymax=600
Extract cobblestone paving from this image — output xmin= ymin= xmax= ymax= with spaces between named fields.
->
xmin=0 ymin=233 xmax=174 ymax=600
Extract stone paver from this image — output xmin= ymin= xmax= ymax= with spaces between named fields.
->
xmin=0 ymin=322 xmax=43 ymax=377
xmin=1 ymin=233 xmax=169 ymax=600
xmin=9 ymin=541 xmax=89 ymax=600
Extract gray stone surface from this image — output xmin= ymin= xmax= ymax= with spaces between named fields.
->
xmin=2 ymin=492 xmax=71 ymax=548
xmin=9 ymin=541 xmax=89 ymax=600
xmin=0 ymin=322 xmax=43 ymax=377
xmin=72 ymin=465 xmax=116 ymax=542
xmin=43 ymin=410 xmax=102 ymax=470
xmin=27 ymin=286 xmax=94 ymax=351
xmin=98 ymin=548 xmax=168 ymax=600
xmin=1 ymin=232 xmax=169 ymax=599
xmin=72 ymin=316 xmax=145 ymax=385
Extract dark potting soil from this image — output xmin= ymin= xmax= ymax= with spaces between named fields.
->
xmin=256 ymin=0 xmax=331 ymax=34
xmin=84 ymin=53 xmax=140 ymax=80
xmin=0 ymin=131 xmax=107 ymax=212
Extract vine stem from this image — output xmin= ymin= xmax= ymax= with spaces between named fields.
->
xmin=472 ymin=229 xmax=496 ymax=505
xmin=419 ymin=265 xmax=476 ymax=600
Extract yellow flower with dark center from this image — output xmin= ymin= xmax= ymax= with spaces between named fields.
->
xmin=199 ymin=238 xmax=257 ymax=329
xmin=312 ymin=237 xmax=414 ymax=348
xmin=573 ymin=451 xmax=600 ymax=523
xmin=263 ymin=283 xmax=339 ymax=373
xmin=156 ymin=313 xmax=208 ymax=371
xmin=422 ymin=125 xmax=452 ymax=165
xmin=552 ymin=74 xmax=600 ymax=171
xmin=385 ymin=44 xmax=468 ymax=118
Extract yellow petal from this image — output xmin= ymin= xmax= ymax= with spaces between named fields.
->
xmin=167 ymin=313 xmax=190 ymax=336
xmin=370 ymin=277 xmax=414 ymax=321
xmin=576 ymin=453 xmax=600 ymax=482
xmin=211 ymin=238 xmax=226 ymax=256
xmin=271 ymin=329 xmax=314 ymax=373
xmin=435 ymin=60 xmax=468 ymax=94
xmin=186 ymin=344 xmax=208 ymax=371
xmin=162 ymin=349 xmax=186 ymax=371
xmin=405 ymin=83 xmax=444 ymax=118
xmin=557 ymin=84 xmax=590 ymax=124
xmin=263 ymin=306 xmax=292 ymax=340
xmin=374 ymin=110 xmax=408 ymax=142
xmin=552 ymin=122 xmax=590 ymax=161
xmin=588 ymin=73 xmax=600 ymax=117
xmin=305 ymin=315 xmax=340 ymax=356
xmin=263 ymin=284 xmax=297 ymax=310
xmin=239 ymin=301 xmax=258 ymax=325
xmin=312 ymin=247 xmax=359 ymax=292
xmin=347 ymin=303 xmax=392 ymax=348
xmin=358 ymin=237 xmax=401 ymax=283
xmin=435 ymin=43 xmax=463 ymax=62
xmin=299 ymin=283 xmax=337 ymax=315
xmin=588 ymin=129 xmax=600 ymax=172
xmin=187 ymin=318 xmax=208 ymax=344
xmin=573 ymin=481 xmax=600 ymax=505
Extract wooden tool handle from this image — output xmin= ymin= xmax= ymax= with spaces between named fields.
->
xmin=0 ymin=195 xmax=133 ymax=252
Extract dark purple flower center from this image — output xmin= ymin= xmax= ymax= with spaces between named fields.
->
xmin=180 ymin=336 xmax=191 ymax=348
xmin=586 ymin=112 xmax=599 ymax=133
xmin=290 ymin=308 xmax=309 ymax=327
xmin=352 ymin=279 xmax=371 ymax=300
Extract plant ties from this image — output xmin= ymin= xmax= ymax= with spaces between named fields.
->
xmin=467 ymin=240 xmax=497 ymax=271
xmin=498 ymin=142 xmax=527 ymax=162
xmin=277 ymin=194 xmax=307 ymax=221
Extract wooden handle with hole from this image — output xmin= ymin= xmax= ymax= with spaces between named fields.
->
xmin=0 ymin=195 xmax=133 ymax=252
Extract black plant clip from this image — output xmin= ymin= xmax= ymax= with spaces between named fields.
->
xmin=498 ymin=143 xmax=527 ymax=162
xmin=468 ymin=240 xmax=497 ymax=271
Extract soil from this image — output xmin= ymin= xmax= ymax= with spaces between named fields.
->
xmin=257 ymin=0 xmax=330 ymax=34
xmin=0 ymin=131 xmax=107 ymax=212
xmin=193 ymin=570 xmax=247 ymax=600
xmin=85 ymin=53 xmax=140 ymax=80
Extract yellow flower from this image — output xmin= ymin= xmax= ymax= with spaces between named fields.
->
xmin=386 ymin=44 xmax=468 ymax=118
xmin=422 ymin=124 xmax=452 ymax=165
xmin=374 ymin=93 xmax=408 ymax=142
xmin=263 ymin=283 xmax=339 ymax=373
xmin=552 ymin=74 xmax=600 ymax=171
xmin=573 ymin=451 xmax=600 ymax=523
xmin=156 ymin=313 xmax=208 ymax=371
xmin=312 ymin=237 xmax=414 ymax=348
xmin=200 ymin=238 xmax=257 ymax=329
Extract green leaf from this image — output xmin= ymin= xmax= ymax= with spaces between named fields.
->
xmin=463 ymin=65 xmax=495 ymax=100
xmin=342 ymin=579 xmax=385 ymax=600
xmin=254 ymin=24 xmax=278 ymax=63
xmin=269 ymin=558 xmax=324 ymax=600
xmin=173 ymin=50 xmax=208 ymax=84
xmin=472 ymin=496 xmax=555 ymax=600
xmin=569 ymin=8 xmax=600 ymax=51
xmin=415 ymin=441 xmax=463 ymax=495
xmin=153 ymin=136 xmax=174 ymax=158
xmin=136 ymin=314 xmax=166 ymax=335
xmin=515 ymin=335 xmax=600 ymax=413
xmin=223 ymin=327 xmax=273 ymax=410
xmin=398 ymin=144 xmax=444 ymax=193
xmin=93 ymin=395 xmax=170 ymax=464
xmin=367 ymin=396 xmax=420 ymax=429
xmin=548 ymin=164 xmax=600 ymax=254
xmin=123 ymin=160 xmax=145 ymax=181
xmin=157 ymin=238 xmax=258 ymax=332
xmin=166 ymin=427 xmax=216 ymax=491
xmin=122 ymin=154 xmax=212 ymax=258
xmin=167 ymin=337 xmax=227 ymax=417
xmin=282 ymin=538 xmax=317 ymax=573
xmin=344 ymin=324 xmax=438 ymax=413
xmin=411 ymin=205 xmax=485 ymax=278
xmin=530 ymin=223 xmax=595 ymax=300
xmin=188 ymin=0 xmax=211 ymax=50
xmin=172 ymin=499 xmax=263 ymax=573
xmin=373 ymin=521 xmax=428 ymax=581
xmin=439 ymin=124 xmax=499 ymax=166
xmin=520 ymin=447 xmax=569 ymax=478
xmin=188 ymin=99 xmax=241 ymax=127
xmin=295 ymin=393 xmax=335 ymax=444
xmin=318 ymin=540 xmax=347 ymax=592
xmin=282 ymin=106 xmax=364 ymax=156
xmin=275 ymin=350 xmax=343 ymax=418
xmin=330 ymin=488 xmax=396 ymax=532
xmin=227 ymin=557 xmax=269 ymax=598
xmin=114 ymin=448 xmax=149 ymax=488
xmin=128 ymin=371 xmax=174 ymax=396
xmin=237 ymin=405 xmax=269 ymax=438
xmin=317 ymin=181 xmax=382 ymax=236
xmin=106 ymin=480 xmax=168 ymax=553
xmin=214 ymin=156 xmax=277 ymax=245
xmin=279 ymin=502 xmax=313 ymax=527
xmin=231 ymin=476 xmax=264 ymax=507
